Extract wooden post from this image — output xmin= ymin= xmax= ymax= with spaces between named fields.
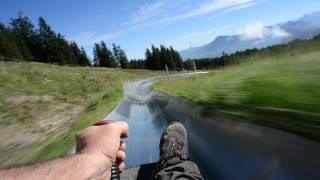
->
xmin=193 ymin=60 xmax=197 ymax=72
xmin=165 ymin=64 xmax=169 ymax=80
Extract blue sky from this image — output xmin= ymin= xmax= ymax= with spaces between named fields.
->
xmin=1 ymin=0 xmax=320 ymax=59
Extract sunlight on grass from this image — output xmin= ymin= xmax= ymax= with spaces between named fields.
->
xmin=0 ymin=61 xmax=175 ymax=166
xmin=154 ymin=51 xmax=320 ymax=141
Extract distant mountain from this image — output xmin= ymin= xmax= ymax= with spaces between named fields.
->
xmin=180 ymin=12 xmax=320 ymax=59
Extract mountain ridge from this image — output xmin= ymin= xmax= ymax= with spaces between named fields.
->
xmin=180 ymin=11 xmax=320 ymax=59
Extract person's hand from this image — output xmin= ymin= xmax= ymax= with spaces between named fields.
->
xmin=76 ymin=121 xmax=129 ymax=172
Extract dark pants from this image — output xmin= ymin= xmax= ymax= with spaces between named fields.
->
xmin=121 ymin=159 xmax=203 ymax=180
xmin=154 ymin=160 xmax=203 ymax=180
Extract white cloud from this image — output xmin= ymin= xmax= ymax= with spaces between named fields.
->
xmin=69 ymin=31 xmax=124 ymax=47
xmin=209 ymin=1 xmax=256 ymax=20
xmin=237 ymin=22 xmax=290 ymax=40
xmin=128 ymin=0 xmax=257 ymax=27
xmin=127 ymin=1 xmax=167 ymax=25
xmin=237 ymin=22 xmax=265 ymax=40
xmin=268 ymin=26 xmax=290 ymax=38
xmin=71 ymin=0 xmax=260 ymax=50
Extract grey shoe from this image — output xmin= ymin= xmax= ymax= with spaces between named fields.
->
xmin=159 ymin=122 xmax=190 ymax=166
xmin=153 ymin=122 xmax=203 ymax=180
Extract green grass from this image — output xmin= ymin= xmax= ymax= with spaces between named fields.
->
xmin=31 ymin=82 xmax=124 ymax=162
xmin=0 ymin=61 xmax=177 ymax=166
xmin=154 ymin=51 xmax=320 ymax=141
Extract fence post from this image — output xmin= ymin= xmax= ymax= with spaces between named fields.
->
xmin=165 ymin=64 xmax=169 ymax=80
xmin=193 ymin=60 xmax=197 ymax=72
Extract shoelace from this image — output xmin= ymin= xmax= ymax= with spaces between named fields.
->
xmin=161 ymin=137 xmax=189 ymax=161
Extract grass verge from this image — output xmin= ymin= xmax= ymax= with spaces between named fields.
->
xmin=154 ymin=51 xmax=320 ymax=141
xmin=0 ymin=61 xmax=180 ymax=166
xmin=31 ymin=82 xmax=124 ymax=161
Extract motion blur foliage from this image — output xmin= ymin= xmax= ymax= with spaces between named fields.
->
xmin=0 ymin=61 xmax=172 ymax=166
xmin=126 ymin=36 xmax=320 ymax=71
xmin=0 ymin=12 xmax=91 ymax=66
xmin=155 ymin=34 xmax=320 ymax=141
xmin=184 ymin=34 xmax=320 ymax=70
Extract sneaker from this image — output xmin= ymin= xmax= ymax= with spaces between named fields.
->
xmin=159 ymin=122 xmax=190 ymax=167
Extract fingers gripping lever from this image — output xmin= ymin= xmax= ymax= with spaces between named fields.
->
xmin=93 ymin=120 xmax=121 ymax=180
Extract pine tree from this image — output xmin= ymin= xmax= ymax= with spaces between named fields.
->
xmin=79 ymin=47 xmax=91 ymax=66
xmin=93 ymin=41 xmax=115 ymax=67
xmin=93 ymin=43 xmax=100 ymax=67
xmin=128 ymin=59 xmax=145 ymax=69
xmin=35 ymin=17 xmax=57 ymax=62
xmin=183 ymin=59 xmax=194 ymax=70
xmin=160 ymin=45 xmax=175 ymax=70
xmin=144 ymin=45 xmax=182 ymax=70
xmin=145 ymin=48 xmax=152 ymax=69
xmin=99 ymin=41 xmax=108 ymax=67
xmin=170 ymin=47 xmax=183 ymax=70
xmin=45 ymin=33 xmax=74 ymax=65
xmin=68 ymin=42 xmax=91 ymax=66
xmin=159 ymin=45 xmax=166 ymax=69
xmin=38 ymin=17 xmax=56 ymax=44
xmin=38 ymin=17 xmax=76 ymax=65
xmin=115 ymin=45 xmax=128 ymax=69
xmin=99 ymin=41 xmax=114 ymax=67
xmin=69 ymin=41 xmax=83 ymax=65
xmin=151 ymin=45 xmax=161 ymax=70
xmin=0 ymin=23 xmax=22 ymax=59
xmin=10 ymin=12 xmax=34 ymax=60
xmin=112 ymin=43 xmax=120 ymax=68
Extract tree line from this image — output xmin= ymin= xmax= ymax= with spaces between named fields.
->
xmin=0 ymin=12 xmax=131 ymax=68
xmin=127 ymin=35 xmax=320 ymax=70
xmin=0 ymin=12 xmax=91 ymax=66
xmin=145 ymin=45 xmax=183 ymax=70
xmin=126 ymin=45 xmax=184 ymax=70
xmin=93 ymin=42 xmax=128 ymax=68
xmin=0 ymin=12 xmax=185 ymax=71
xmin=3 ymin=12 xmax=314 ymax=71
xmin=0 ymin=13 xmax=186 ymax=71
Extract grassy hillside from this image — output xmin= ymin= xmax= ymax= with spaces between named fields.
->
xmin=0 ymin=61 xmax=170 ymax=166
xmin=154 ymin=43 xmax=320 ymax=141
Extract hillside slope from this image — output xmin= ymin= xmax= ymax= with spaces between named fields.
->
xmin=155 ymin=39 xmax=320 ymax=141
xmin=0 ymin=62 xmax=167 ymax=166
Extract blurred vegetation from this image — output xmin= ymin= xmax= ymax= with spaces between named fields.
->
xmin=0 ymin=61 xmax=173 ymax=166
xmin=183 ymin=35 xmax=320 ymax=70
xmin=154 ymin=36 xmax=320 ymax=141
